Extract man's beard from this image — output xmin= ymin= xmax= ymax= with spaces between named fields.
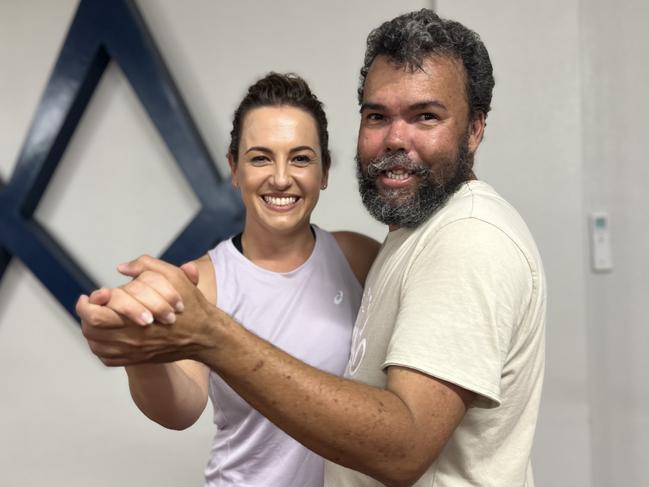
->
xmin=356 ymin=135 xmax=472 ymax=228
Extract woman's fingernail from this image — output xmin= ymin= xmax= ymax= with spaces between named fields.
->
xmin=175 ymin=301 xmax=185 ymax=313
xmin=162 ymin=312 xmax=176 ymax=325
xmin=140 ymin=311 xmax=154 ymax=325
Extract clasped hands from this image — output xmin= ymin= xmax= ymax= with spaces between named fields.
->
xmin=76 ymin=255 xmax=215 ymax=366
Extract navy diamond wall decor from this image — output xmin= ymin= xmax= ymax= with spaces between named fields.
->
xmin=0 ymin=0 xmax=244 ymax=322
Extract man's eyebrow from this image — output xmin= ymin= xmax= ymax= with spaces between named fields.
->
xmin=360 ymin=102 xmax=386 ymax=113
xmin=360 ymin=100 xmax=448 ymax=113
xmin=409 ymin=100 xmax=448 ymax=111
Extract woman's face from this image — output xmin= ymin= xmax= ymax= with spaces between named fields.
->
xmin=230 ymin=105 xmax=327 ymax=236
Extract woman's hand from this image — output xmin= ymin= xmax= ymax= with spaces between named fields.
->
xmin=76 ymin=257 xmax=212 ymax=366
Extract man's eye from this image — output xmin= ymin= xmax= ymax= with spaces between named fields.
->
xmin=366 ymin=113 xmax=385 ymax=122
xmin=419 ymin=113 xmax=438 ymax=121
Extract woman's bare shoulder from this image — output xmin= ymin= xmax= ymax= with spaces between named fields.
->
xmin=192 ymin=254 xmax=217 ymax=305
xmin=332 ymin=231 xmax=381 ymax=287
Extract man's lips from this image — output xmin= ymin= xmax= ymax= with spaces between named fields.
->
xmin=377 ymin=168 xmax=416 ymax=189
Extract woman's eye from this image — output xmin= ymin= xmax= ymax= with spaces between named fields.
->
xmin=250 ymin=155 xmax=270 ymax=165
xmin=292 ymin=155 xmax=312 ymax=166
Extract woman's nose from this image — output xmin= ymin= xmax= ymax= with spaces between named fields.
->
xmin=270 ymin=163 xmax=291 ymax=189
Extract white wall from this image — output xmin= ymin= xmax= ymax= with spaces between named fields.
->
xmin=3 ymin=1 xmax=648 ymax=486
xmin=0 ymin=1 xmax=429 ymax=485
xmin=581 ymin=1 xmax=649 ymax=485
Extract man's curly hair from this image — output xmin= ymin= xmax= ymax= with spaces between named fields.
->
xmin=359 ymin=9 xmax=494 ymax=120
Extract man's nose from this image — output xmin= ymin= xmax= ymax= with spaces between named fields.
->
xmin=383 ymin=120 xmax=409 ymax=153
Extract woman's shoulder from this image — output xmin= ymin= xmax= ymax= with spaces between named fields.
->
xmin=192 ymin=254 xmax=217 ymax=305
xmin=331 ymin=231 xmax=381 ymax=287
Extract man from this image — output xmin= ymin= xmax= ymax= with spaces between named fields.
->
xmin=79 ymin=9 xmax=545 ymax=486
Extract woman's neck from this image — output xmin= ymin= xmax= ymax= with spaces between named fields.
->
xmin=240 ymin=222 xmax=316 ymax=273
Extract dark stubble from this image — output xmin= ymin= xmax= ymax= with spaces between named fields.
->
xmin=356 ymin=134 xmax=473 ymax=228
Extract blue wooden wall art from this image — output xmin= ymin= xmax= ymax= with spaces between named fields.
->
xmin=0 ymin=0 xmax=244 ymax=322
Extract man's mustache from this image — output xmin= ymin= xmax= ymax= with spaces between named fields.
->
xmin=365 ymin=152 xmax=432 ymax=178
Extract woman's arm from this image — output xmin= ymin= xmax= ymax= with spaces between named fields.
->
xmin=332 ymin=231 xmax=381 ymax=286
xmin=125 ymin=360 xmax=209 ymax=430
xmin=83 ymin=255 xmax=217 ymax=430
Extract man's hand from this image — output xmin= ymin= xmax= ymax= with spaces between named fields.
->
xmin=84 ymin=261 xmax=200 ymax=326
xmin=76 ymin=256 xmax=215 ymax=367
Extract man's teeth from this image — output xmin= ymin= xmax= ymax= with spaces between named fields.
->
xmin=385 ymin=170 xmax=410 ymax=181
xmin=264 ymin=195 xmax=297 ymax=206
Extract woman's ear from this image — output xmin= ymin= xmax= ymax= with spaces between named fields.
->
xmin=320 ymin=173 xmax=329 ymax=190
xmin=320 ymin=164 xmax=329 ymax=190
xmin=227 ymin=152 xmax=239 ymax=188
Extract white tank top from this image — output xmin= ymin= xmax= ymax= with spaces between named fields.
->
xmin=204 ymin=226 xmax=362 ymax=487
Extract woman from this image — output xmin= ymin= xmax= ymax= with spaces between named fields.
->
xmin=82 ymin=73 xmax=379 ymax=486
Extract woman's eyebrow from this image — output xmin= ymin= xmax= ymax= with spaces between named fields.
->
xmin=244 ymin=146 xmax=273 ymax=155
xmin=289 ymin=146 xmax=317 ymax=154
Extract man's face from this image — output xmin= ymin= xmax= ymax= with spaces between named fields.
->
xmin=356 ymin=55 xmax=485 ymax=229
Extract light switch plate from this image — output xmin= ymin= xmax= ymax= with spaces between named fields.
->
xmin=590 ymin=211 xmax=613 ymax=272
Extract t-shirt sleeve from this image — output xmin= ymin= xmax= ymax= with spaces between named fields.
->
xmin=383 ymin=218 xmax=532 ymax=408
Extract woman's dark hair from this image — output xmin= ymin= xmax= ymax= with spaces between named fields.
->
xmin=229 ymin=73 xmax=331 ymax=173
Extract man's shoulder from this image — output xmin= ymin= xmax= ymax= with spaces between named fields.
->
xmin=437 ymin=180 xmax=515 ymax=224
xmin=411 ymin=180 xmax=544 ymax=283
xmin=423 ymin=181 xmax=536 ymax=250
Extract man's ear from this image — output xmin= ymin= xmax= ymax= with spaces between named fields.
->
xmin=468 ymin=112 xmax=486 ymax=154
xmin=227 ymin=152 xmax=239 ymax=188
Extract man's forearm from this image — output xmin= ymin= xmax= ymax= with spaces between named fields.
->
xmin=86 ymin=255 xmax=463 ymax=484
xmin=196 ymin=308 xmax=442 ymax=486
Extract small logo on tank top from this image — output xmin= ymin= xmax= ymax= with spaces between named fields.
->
xmin=334 ymin=291 xmax=344 ymax=304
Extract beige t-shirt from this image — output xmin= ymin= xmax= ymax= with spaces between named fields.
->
xmin=325 ymin=181 xmax=546 ymax=487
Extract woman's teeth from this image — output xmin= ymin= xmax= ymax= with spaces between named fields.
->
xmin=263 ymin=195 xmax=297 ymax=206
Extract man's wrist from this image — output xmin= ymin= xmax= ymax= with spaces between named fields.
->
xmin=192 ymin=304 xmax=229 ymax=365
